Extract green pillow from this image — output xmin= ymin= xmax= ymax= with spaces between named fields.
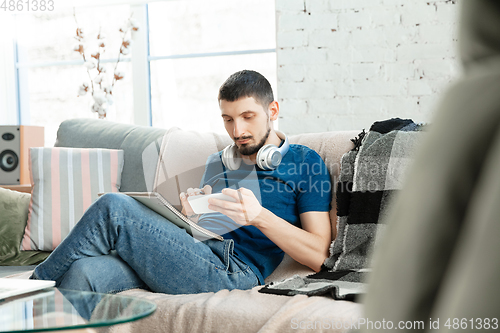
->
xmin=0 ymin=188 xmax=49 ymax=265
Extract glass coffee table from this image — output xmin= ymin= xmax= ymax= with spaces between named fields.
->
xmin=0 ymin=288 xmax=156 ymax=332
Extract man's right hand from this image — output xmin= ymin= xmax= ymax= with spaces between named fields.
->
xmin=179 ymin=185 xmax=212 ymax=222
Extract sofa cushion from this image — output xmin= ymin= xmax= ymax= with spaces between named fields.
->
xmin=55 ymin=119 xmax=167 ymax=192
xmin=0 ymin=188 xmax=49 ymax=265
xmin=110 ymin=287 xmax=362 ymax=333
xmin=20 ymin=147 xmax=124 ymax=251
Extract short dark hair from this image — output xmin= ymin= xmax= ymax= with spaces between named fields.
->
xmin=218 ymin=70 xmax=274 ymax=109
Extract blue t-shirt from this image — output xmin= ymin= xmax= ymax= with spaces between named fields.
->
xmin=197 ymin=144 xmax=332 ymax=284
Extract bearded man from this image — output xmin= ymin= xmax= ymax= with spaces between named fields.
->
xmin=31 ymin=70 xmax=333 ymax=295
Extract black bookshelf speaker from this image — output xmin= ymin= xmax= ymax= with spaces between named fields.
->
xmin=0 ymin=126 xmax=44 ymax=185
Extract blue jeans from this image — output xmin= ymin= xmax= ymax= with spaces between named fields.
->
xmin=32 ymin=193 xmax=259 ymax=294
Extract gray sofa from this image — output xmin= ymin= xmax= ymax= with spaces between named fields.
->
xmin=2 ymin=118 xmax=363 ymax=333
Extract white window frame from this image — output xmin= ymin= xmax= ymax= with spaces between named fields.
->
xmin=130 ymin=4 xmax=152 ymax=126
xmin=0 ymin=12 xmax=20 ymax=125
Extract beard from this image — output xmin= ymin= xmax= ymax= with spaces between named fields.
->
xmin=236 ymin=126 xmax=271 ymax=156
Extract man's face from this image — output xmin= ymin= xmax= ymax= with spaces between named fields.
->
xmin=219 ymin=96 xmax=271 ymax=156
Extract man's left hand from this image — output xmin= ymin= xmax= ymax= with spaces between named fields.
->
xmin=208 ymin=187 xmax=263 ymax=226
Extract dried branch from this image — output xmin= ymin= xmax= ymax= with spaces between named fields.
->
xmin=73 ymin=8 xmax=139 ymax=119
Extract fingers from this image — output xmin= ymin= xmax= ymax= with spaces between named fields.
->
xmin=235 ymin=187 xmax=250 ymax=194
xmin=202 ymin=185 xmax=212 ymax=195
xmin=184 ymin=187 xmax=207 ymax=198
xmin=186 ymin=187 xmax=202 ymax=196
xmin=209 ymin=198 xmax=240 ymax=212
xmin=209 ymin=189 xmax=245 ymax=213
xmin=180 ymin=186 xmax=211 ymax=216
xmin=206 ymin=187 xmax=259 ymax=225
xmin=208 ymin=193 xmax=250 ymax=225
xmin=179 ymin=192 xmax=194 ymax=216
xmin=221 ymin=188 xmax=242 ymax=202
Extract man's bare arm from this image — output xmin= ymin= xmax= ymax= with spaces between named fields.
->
xmin=208 ymin=187 xmax=333 ymax=272
xmin=254 ymin=210 xmax=332 ymax=272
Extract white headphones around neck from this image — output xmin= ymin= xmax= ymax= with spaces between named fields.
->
xmin=221 ymin=131 xmax=290 ymax=171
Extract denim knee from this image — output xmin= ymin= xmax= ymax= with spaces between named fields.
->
xmin=95 ymin=193 xmax=141 ymax=218
xmin=96 ymin=192 xmax=128 ymax=209
xmin=58 ymin=259 xmax=98 ymax=292
xmin=58 ymin=254 xmax=147 ymax=294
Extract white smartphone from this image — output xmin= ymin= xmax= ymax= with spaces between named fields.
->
xmin=187 ymin=193 xmax=237 ymax=214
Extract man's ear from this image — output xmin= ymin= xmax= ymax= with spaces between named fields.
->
xmin=268 ymin=101 xmax=279 ymax=121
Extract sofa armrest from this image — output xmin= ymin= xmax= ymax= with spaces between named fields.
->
xmin=0 ymin=185 xmax=32 ymax=193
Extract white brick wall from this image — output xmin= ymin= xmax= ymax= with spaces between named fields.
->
xmin=276 ymin=0 xmax=460 ymax=134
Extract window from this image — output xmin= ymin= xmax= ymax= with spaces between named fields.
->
xmin=148 ymin=0 xmax=277 ymax=134
xmin=4 ymin=0 xmax=277 ymax=146
xmin=13 ymin=5 xmax=135 ymax=146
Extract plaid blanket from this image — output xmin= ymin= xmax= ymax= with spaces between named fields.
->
xmin=259 ymin=119 xmax=424 ymax=300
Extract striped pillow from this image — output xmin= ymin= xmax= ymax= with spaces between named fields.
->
xmin=21 ymin=147 xmax=124 ymax=251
